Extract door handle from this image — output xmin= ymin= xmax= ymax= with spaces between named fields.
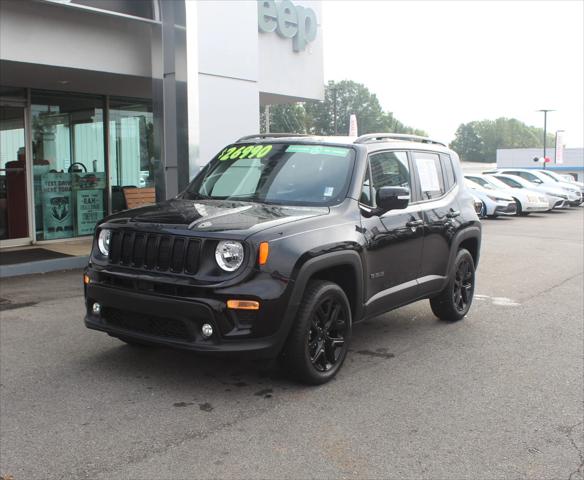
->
xmin=446 ymin=210 xmax=461 ymax=219
xmin=406 ymin=219 xmax=424 ymax=228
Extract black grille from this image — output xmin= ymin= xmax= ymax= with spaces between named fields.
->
xmin=104 ymin=308 xmax=193 ymax=341
xmin=108 ymin=231 xmax=200 ymax=274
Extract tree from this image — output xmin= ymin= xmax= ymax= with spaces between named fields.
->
xmin=260 ymin=103 xmax=309 ymax=134
xmin=259 ymin=80 xmax=426 ymax=137
xmin=450 ymin=117 xmax=557 ymax=163
xmin=450 ymin=123 xmax=486 ymax=163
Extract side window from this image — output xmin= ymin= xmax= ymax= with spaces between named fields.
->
xmin=413 ymin=151 xmax=445 ymax=200
xmin=366 ymin=151 xmax=410 ymax=207
xmin=440 ymin=154 xmax=456 ymax=191
xmin=360 ymin=167 xmax=373 ymax=206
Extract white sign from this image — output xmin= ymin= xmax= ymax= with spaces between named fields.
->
xmin=349 ymin=114 xmax=358 ymax=136
xmin=555 ymin=131 xmax=565 ymax=164
xmin=416 ymin=157 xmax=441 ymax=192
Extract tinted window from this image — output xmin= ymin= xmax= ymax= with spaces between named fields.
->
xmin=441 ymin=154 xmax=456 ymax=190
xmin=366 ymin=151 xmax=410 ymax=207
xmin=413 ymin=151 xmax=445 ymax=200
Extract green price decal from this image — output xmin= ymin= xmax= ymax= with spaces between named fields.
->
xmin=218 ymin=144 xmax=273 ymax=161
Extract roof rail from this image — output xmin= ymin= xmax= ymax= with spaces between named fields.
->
xmin=354 ymin=133 xmax=446 ymax=147
xmin=236 ymin=133 xmax=309 ymax=142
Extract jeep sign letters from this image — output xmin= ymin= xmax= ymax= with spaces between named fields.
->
xmin=257 ymin=0 xmax=317 ymax=52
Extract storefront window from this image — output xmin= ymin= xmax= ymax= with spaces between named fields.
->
xmin=109 ymin=98 xmax=155 ymax=213
xmin=31 ymin=91 xmax=106 ymax=240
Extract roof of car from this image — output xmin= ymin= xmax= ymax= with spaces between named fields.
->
xmin=235 ymin=133 xmax=450 ymax=150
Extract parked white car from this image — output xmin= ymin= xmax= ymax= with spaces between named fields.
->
xmin=464 ymin=179 xmax=517 ymax=218
xmin=485 ymin=168 xmax=582 ymax=206
xmin=537 ymin=170 xmax=584 ymax=198
xmin=465 ymin=174 xmax=548 ymax=215
xmin=470 ymin=191 xmax=486 ymax=218
xmin=560 ymin=174 xmax=583 ymax=187
xmin=487 ymin=173 xmax=569 ymax=210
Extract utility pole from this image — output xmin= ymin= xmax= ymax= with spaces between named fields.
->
xmin=265 ymin=104 xmax=270 ymax=134
xmin=332 ymin=86 xmax=337 ymax=135
xmin=537 ymin=109 xmax=554 ymax=169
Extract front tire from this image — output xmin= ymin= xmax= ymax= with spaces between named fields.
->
xmin=430 ymin=249 xmax=475 ymax=322
xmin=282 ymin=280 xmax=352 ymax=385
xmin=513 ymin=198 xmax=529 ymax=216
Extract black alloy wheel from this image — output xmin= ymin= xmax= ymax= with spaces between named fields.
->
xmin=430 ymin=248 xmax=475 ymax=322
xmin=452 ymin=257 xmax=473 ymax=314
xmin=282 ymin=280 xmax=352 ymax=384
xmin=307 ymin=296 xmax=348 ymax=372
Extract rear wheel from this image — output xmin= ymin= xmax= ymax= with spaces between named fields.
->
xmin=281 ymin=280 xmax=351 ymax=385
xmin=430 ymin=248 xmax=475 ymax=322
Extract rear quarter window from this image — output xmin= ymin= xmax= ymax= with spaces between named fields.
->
xmin=440 ymin=153 xmax=456 ymax=191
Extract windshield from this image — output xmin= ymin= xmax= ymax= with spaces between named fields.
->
xmin=467 ymin=176 xmax=494 ymax=190
xmin=183 ymin=143 xmax=355 ymax=206
xmin=539 ymin=170 xmax=559 ymax=182
xmin=483 ymin=176 xmax=510 ymax=190
xmin=494 ymin=175 xmax=523 ymax=189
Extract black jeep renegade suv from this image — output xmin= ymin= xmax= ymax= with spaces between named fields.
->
xmin=84 ymin=133 xmax=481 ymax=384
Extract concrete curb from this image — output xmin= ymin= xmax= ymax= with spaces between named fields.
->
xmin=0 ymin=256 xmax=89 ymax=278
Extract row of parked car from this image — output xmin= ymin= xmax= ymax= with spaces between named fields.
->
xmin=464 ymin=168 xmax=584 ymax=218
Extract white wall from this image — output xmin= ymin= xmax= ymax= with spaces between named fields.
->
xmin=497 ymin=148 xmax=584 ymax=181
xmin=194 ymin=0 xmax=324 ymax=168
xmin=197 ymin=1 xmax=259 ymax=82
xmin=197 ymin=75 xmax=259 ymax=167
xmin=257 ymin=0 xmax=324 ymax=102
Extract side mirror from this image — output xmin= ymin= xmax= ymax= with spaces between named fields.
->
xmin=376 ymin=186 xmax=409 ymax=214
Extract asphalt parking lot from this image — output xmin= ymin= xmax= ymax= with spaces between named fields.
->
xmin=1 ymin=208 xmax=583 ymax=480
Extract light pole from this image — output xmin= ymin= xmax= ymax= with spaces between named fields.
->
xmin=537 ymin=109 xmax=554 ymax=169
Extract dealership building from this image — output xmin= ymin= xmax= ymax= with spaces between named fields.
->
xmin=496 ymin=147 xmax=584 ymax=182
xmin=0 ymin=0 xmax=323 ymax=253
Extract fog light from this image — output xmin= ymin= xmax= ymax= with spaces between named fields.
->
xmin=92 ymin=302 xmax=101 ymax=315
xmin=201 ymin=323 xmax=213 ymax=338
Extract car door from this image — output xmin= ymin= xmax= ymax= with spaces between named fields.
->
xmin=412 ymin=151 xmax=462 ymax=296
xmin=360 ymin=150 xmax=424 ymax=318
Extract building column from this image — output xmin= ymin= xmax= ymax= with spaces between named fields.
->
xmin=151 ymin=0 xmax=192 ymax=202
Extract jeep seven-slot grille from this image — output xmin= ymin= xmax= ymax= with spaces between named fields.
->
xmin=108 ymin=231 xmax=201 ymax=274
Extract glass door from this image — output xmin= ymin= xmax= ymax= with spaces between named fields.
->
xmin=0 ymin=103 xmax=30 ymax=244
xmin=31 ymin=91 xmax=106 ymax=241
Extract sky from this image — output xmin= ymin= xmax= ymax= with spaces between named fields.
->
xmin=322 ymin=0 xmax=584 ymax=147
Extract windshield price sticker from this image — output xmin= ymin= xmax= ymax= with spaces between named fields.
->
xmin=286 ymin=145 xmax=350 ymax=157
xmin=218 ymin=144 xmax=273 ymax=161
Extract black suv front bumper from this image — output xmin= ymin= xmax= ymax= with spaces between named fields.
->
xmin=84 ymin=273 xmax=294 ymax=358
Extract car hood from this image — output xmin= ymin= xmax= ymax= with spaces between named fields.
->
xmin=536 ymin=185 xmax=569 ymax=196
xmin=106 ymin=198 xmax=329 ymax=236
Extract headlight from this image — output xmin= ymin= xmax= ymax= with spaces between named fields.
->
xmin=215 ymin=240 xmax=244 ymax=272
xmin=98 ymin=229 xmax=111 ymax=257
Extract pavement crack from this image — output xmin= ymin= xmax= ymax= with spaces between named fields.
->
xmin=519 ymin=272 xmax=583 ymax=305
xmin=564 ymin=420 xmax=584 ymax=480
